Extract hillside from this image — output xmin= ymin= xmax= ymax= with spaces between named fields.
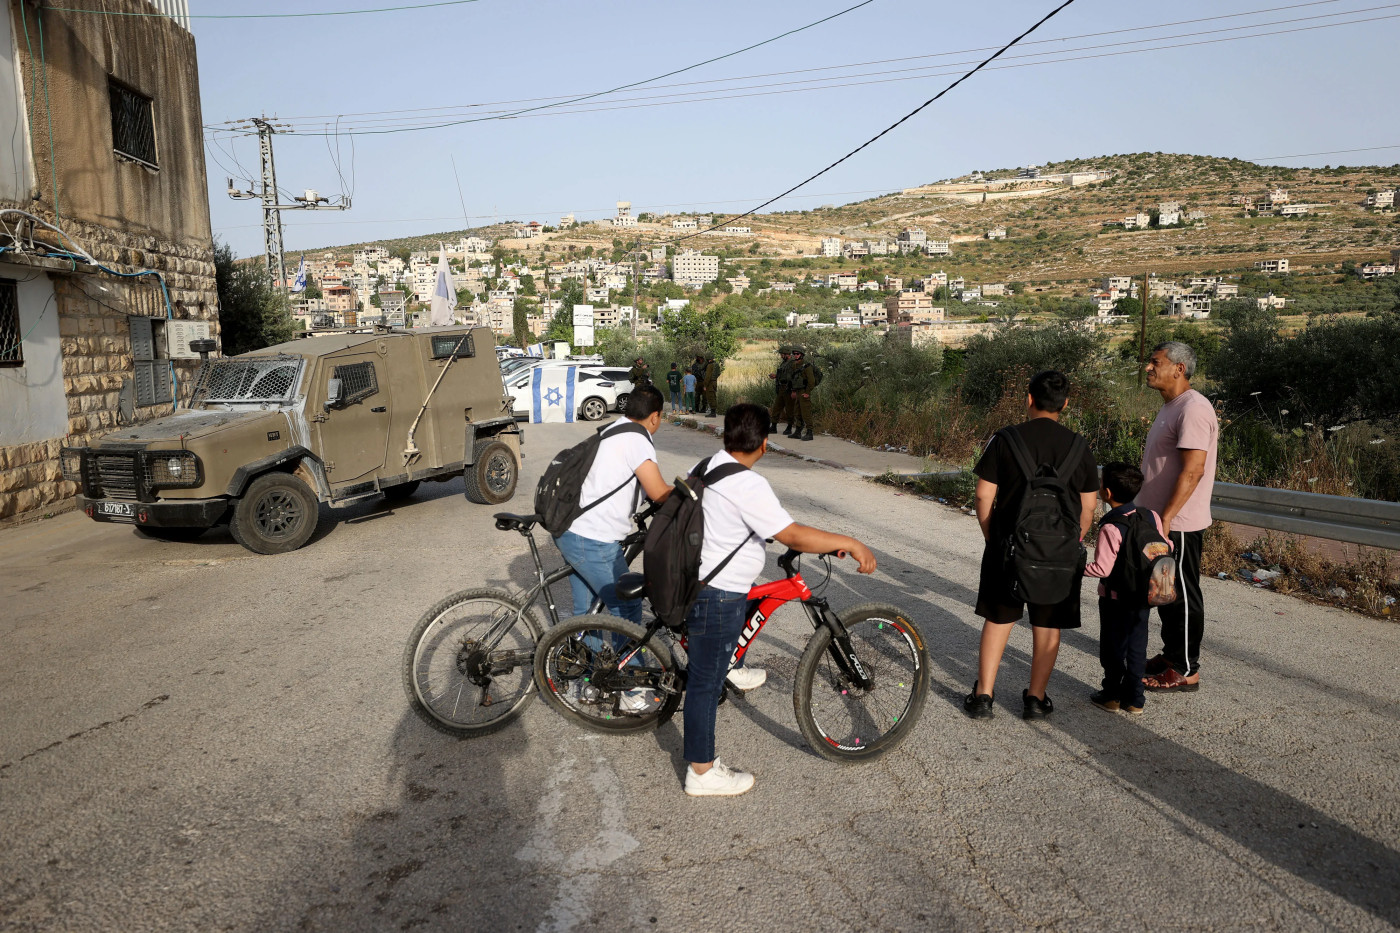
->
xmin=298 ymin=152 xmax=1400 ymax=292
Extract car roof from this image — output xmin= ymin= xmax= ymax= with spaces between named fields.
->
xmin=250 ymin=326 xmax=481 ymax=358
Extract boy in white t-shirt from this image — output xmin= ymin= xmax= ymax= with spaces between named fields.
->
xmin=682 ymin=403 xmax=877 ymax=798
xmin=556 ymin=385 xmax=672 ymax=623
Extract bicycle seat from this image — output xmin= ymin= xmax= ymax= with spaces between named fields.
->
xmin=494 ymin=512 xmax=542 ymax=533
xmin=616 ymin=572 xmax=646 ymax=601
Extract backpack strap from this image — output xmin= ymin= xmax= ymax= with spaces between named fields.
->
xmin=998 ymin=428 xmax=1039 ymax=482
xmin=576 ymin=421 xmax=653 ymax=517
xmin=1053 ymin=434 xmax=1089 ymax=482
xmin=697 ymin=458 xmax=752 ymax=587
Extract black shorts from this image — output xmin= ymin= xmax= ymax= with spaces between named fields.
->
xmin=974 ymin=541 xmax=1083 ymax=629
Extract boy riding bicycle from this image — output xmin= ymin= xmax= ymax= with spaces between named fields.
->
xmin=682 ymin=403 xmax=876 ymax=797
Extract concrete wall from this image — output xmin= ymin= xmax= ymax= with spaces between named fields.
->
xmin=0 ymin=0 xmax=217 ymax=523
xmin=0 ymin=262 xmax=61 ymax=444
xmin=0 ymin=5 xmax=35 ymax=201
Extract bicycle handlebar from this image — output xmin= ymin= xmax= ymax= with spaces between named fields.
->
xmin=776 ymin=548 xmax=847 ymax=577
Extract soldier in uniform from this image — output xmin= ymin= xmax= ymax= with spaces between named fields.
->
xmin=788 ymin=346 xmax=817 ymax=442
xmin=702 ymin=353 xmax=721 ymax=418
xmin=627 ymin=356 xmax=652 ymax=388
xmin=690 ymin=355 xmax=707 ymax=412
xmin=768 ymin=345 xmax=793 ymax=435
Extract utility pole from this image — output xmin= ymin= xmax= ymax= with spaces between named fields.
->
xmin=227 ymin=116 xmax=351 ymax=300
xmin=1138 ymin=270 xmax=1150 ymax=388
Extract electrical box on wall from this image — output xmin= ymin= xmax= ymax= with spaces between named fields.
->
xmin=164 ymin=320 xmax=214 ymax=359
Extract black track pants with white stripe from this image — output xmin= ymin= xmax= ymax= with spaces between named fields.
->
xmin=1158 ymin=528 xmax=1205 ymax=676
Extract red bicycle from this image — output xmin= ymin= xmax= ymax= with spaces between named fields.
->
xmin=532 ymin=548 xmax=930 ymax=762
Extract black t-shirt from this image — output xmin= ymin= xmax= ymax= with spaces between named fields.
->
xmin=974 ymin=418 xmax=1099 ymax=536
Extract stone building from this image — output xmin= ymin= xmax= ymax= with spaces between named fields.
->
xmin=0 ymin=0 xmax=218 ymax=523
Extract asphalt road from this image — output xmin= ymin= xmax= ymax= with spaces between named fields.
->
xmin=2 ymin=420 xmax=1398 ymax=932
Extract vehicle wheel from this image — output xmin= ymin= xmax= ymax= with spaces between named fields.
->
xmin=580 ymin=396 xmax=608 ymax=422
xmin=793 ymin=603 xmax=929 ymax=763
xmin=614 ymin=392 xmax=630 ymax=413
xmin=383 ymin=480 xmax=421 ymax=502
xmin=228 ymin=472 xmax=319 ymax=555
xmin=135 ymin=525 xmax=208 ymax=542
xmin=534 ymin=615 xmax=681 ymax=735
xmin=403 ymin=588 xmax=543 ymax=737
xmin=464 ymin=439 xmax=518 ymax=505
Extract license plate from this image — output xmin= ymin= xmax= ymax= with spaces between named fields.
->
xmin=98 ymin=501 xmax=134 ymax=517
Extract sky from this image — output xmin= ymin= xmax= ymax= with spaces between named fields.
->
xmin=192 ymin=0 xmax=1400 ymax=259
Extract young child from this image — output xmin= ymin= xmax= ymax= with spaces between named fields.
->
xmin=1084 ymin=463 xmax=1164 ymax=715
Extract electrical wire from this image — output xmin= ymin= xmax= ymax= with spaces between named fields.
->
xmin=212 ymin=0 xmax=879 ymax=137
xmin=205 ymin=7 xmax=1398 ymax=136
xmin=1246 ymin=144 xmax=1400 ymax=161
xmin=45 ymin=0 xmax=488 ymax=19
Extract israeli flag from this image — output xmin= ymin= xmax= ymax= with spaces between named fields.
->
xmin=291 ymin=256 xmax=307 ymax=293
xmin=429 ymin=243 xmax=457 ymax=325
xmin=530 ymin=365 xmax=577 ymax=424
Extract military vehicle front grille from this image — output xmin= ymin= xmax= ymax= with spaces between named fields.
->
xmin=93 ymin=453 xmax=139 ymax=499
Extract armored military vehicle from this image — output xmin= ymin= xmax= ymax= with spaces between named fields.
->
xmin=62 ymin=326 xmax=521 ymax=554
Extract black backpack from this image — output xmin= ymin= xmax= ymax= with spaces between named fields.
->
xmin=1104 ymin=507 xmax=1178 ymax=608
xmin=533 ymin=421 xmax=652 ymax=537
xmin=998 ymin=428 xmax=1089 ymax=605
xmin=642 ymin=456 xmax=748 ymax=630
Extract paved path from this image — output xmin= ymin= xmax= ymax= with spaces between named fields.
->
xmin=1 ymin=420 xmax=1397 ymax=932
xmin=676 ymin=408 xmax=929 ymax=476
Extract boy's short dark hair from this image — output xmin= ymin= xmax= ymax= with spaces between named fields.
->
xmin=1028 ymin=370 xmax=1070 ymax=413
xmin=1101 ymin=462 xmax=1144 ymax=502
xmin=723 ymin=403 xmax=770 ymax=454
xmin=625 ymin=384 xmax=664 ymax=420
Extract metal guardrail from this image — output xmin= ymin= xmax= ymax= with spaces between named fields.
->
xmin=890 ymin=472 xmax=1400 ymax=551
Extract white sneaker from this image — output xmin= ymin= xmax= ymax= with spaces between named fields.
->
xmin=684 ymin=759 xmax=755 ymax=797
xmin=725 ymin=667 xmax=767 ymax=691
xmin=617 ymin=690 xmax=650 ymax=714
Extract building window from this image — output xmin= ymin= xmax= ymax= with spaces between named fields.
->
xmin=129 ymin=316 xmax=172 ymax=406
xmin=109 ymin=79 xmax=157 ymax=168
xmin=0 ymin=279 xmax=20 ymax=366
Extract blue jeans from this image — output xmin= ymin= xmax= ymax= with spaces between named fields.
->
xmin=555 ymin=530 xmax=641 ymax=623
xmin=668 ymin=387 xmax=682 ymax=410
xmin=683 ymin=586 xmax=749 ymax=764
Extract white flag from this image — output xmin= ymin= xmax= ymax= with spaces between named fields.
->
xmin=429 ymin=244 xmax=457 ymax=325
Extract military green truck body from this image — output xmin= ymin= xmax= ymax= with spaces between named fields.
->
xmin=61 ymin=326 xmax=522 ymax=553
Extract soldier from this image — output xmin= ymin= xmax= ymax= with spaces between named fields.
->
xmin=702 ymin=352 xmax=721 ymax=418
xmin=768 ymin=345 xmax=793 ymax=436
xmin=788 ymin=346 xmax=818 ymax=442
xmin=690 ymin=355 xmax=706 ymax=413
xmin=627 ymin=356 xmax=652 ymax=388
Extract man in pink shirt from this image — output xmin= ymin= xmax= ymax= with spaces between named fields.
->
xmin=1136 ymin=341 xmax=1218 ymax=691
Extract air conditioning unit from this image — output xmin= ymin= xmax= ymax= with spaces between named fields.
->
xmin=164 ymin=320 xmax=214 ymax=359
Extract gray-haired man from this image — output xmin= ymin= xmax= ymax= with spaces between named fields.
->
xmin=1136 ymin=341 xmax=1218 ymax=692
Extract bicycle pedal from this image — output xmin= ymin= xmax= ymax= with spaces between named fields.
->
xmin=656 ymin=672 xmax=681 ymax=696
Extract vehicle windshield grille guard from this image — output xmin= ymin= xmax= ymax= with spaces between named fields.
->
xmin=191 ymin=355 xmax=304 ymax=405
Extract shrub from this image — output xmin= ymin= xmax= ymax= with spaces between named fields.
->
xmin=959 ymin=322 xmax=1105 ymax=410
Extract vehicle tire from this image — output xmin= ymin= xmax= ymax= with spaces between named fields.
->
xmin=383 ymin=480 xmax=421 ymax=502
xmin=403 ymin=588 xmax=543 ymax=737
xmin=614 ymin=392 xmax=629 ymax=413
xmin=793 ymin=603 xmax=929 ymax=763
xmin=534 ymin=615 xmax=681 ymax=735
xmin=579 ymin=396 xmax=608 ymax=422
xmin=228 ymin=472 xmax=319 ymax=555
xmin=134 ymin=525 xmax=208 ymax=542
xmin=464 ymin=439 xmax=517 ymax=505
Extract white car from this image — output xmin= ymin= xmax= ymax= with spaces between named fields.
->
xmin=505 ymin=366 xmax=619 ymax=422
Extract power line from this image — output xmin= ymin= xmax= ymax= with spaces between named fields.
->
xmin=45 ymin=0 xmax=487 ymax=19
xmin=666 ymin=0 xmax=1084 ymax=246
xmin=225 ymin=0 xmax=878 ymax=138
xmin=204 ymin=9 xmax=1400 ymax=135
xmin=1246 ymin=144 xmax=1400 ymax=161
xmin=217 ymin=0 xmax=1354 ymax=128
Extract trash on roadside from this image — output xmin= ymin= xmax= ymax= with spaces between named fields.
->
xmin=1251 ymin=568 xmax=1280 ymax=583
xmin=1240 ymin=551 xmax=1264 ymax=563
xmin=1327 ymin=586 xmax=1348 ymax=599
xmin=1217 ymin=572 xmax=1229 ymax=579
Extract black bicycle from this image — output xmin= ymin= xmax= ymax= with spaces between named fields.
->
xmin=401 ymin=508 xmax=653 ymax=737
xmin=533 ymin=549 xmax=930 ymax=762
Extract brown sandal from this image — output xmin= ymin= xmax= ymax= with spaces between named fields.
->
xmin=1144 ymin=668 xmax=1200 ymax=692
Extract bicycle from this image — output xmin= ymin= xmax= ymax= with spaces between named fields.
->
xmin=532 ymin=547 xmax=931 ymax=763
xmin=401 ymin=507 xmax=654 ymax=737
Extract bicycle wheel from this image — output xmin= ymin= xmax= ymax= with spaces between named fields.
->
xmin=533 ymin=615 xmax=683 ymax=735
xmin=794 ymin=603 xmax=929 ymax=763
xmin=403 ymin=588 xmax=544 ymax=737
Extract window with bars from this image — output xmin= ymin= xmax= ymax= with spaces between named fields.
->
xmin=332 ymin=361 xmax=379 ymax=406
xmin=109 ymin=79 xmax=157 ymax=168
xmin=0 ymin=279 xmax=20 ymax=366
